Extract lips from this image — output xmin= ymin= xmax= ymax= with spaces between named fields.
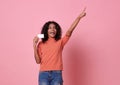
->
xmin=50 ymin=32 xmax=55 ymax=35
xmin=48 ymin=31 xmax=56 ymax=37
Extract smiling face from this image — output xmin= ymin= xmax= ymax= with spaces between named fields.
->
xmin=47 ymin=23 xmax=57 ymax=38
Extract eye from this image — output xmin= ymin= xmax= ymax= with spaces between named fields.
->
xmin=49 ymin=27 xmax=52 ymax=29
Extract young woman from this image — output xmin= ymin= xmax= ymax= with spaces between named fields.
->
xmin=33 ymin=8 xmax=86 ymax=85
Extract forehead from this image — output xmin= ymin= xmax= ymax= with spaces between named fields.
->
xmin=49 ymin=23 xmax=55 ymax=27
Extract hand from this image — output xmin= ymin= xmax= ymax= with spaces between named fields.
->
xmin=79 ymin=7 xmax=86 ymax=18
xmin=33 ymin=36 xmax=39 ymax=47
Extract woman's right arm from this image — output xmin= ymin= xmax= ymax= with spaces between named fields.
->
xmin=33 ymin=36 xmax=41 ymax=64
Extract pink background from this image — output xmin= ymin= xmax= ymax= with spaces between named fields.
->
xmin=0 ymin=0 xmax=120 ymax=85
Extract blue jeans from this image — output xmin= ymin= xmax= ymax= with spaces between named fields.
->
xmin=38 ymin=70 xmax=63 ymax=85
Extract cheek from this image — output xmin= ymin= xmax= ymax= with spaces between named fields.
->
xmin=47 ymin=31 xmax=50 ymax=35
xmin=47 ymin=29 xmax=50 ymax=33
xmin=55 ymin=29 xmax=57 ymax=33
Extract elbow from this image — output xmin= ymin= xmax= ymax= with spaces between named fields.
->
xmin=36 ymin=61 xmax=40 ymax=64
xmin=66 ymin=30 xmax=72 ymax=37
xmin=35 ymin=58 xmax=41 ymax=64
xmin=34 ymin=54 xmax=41 ymax=64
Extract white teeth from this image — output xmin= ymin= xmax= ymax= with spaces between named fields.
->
xmin=50 ymin=32 xmax=55 ymax=34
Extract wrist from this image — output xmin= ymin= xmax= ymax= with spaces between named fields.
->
xmin=33 ymin=43 xmax=37 ymax=48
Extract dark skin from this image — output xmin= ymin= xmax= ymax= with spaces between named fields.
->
xmin=33 ymin=7 xmax=86 ymax=64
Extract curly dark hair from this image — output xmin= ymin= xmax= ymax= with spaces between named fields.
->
xmin=41 ymin=21 xmax=62 ymax=43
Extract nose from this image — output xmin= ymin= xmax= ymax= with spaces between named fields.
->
xmin=51 ymin=28 xmax=56 ymax=31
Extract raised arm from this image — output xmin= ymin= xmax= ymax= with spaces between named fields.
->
xmin=66 ymin=7 xmax=86 ymax=37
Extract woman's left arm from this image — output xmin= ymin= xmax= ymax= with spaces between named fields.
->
xmin=66 ymin=7 xmax=86 ymax=37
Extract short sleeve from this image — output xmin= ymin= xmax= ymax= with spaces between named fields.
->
xmin=61 ymin=35 xmax=70 ymax=47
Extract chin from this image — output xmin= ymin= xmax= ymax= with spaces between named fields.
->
xmin=49 ymin=36 xmax=55 ymax=38
xmin=49 ymin=35 xmax=56 ymax=38
xmin=51 ymin=36 xmax=55 ymax=38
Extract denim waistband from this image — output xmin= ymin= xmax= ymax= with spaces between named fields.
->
xmin=40 ymin=70 xmax=62 ymax=73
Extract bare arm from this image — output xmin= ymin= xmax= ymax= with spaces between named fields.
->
xmin=66 ymin=7 xmax=86 ymax=37
xmin=33 ymin=36 xmax=41 ymax=64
